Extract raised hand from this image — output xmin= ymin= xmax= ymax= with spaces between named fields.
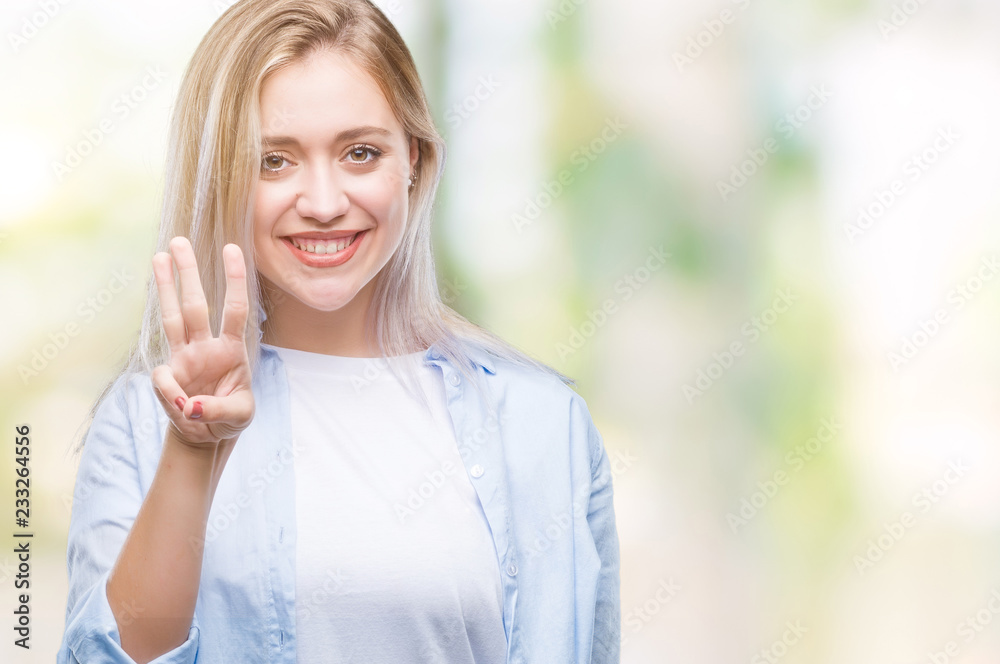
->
xmin=150 ymin=236 xmax=255 ymax=448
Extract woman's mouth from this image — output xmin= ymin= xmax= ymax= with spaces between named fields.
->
xmin=282 ymin=230 xmax=367 ymax=267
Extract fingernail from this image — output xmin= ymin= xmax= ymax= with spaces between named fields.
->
xmin=175 ymin=396 xmax=186 ymax=411
xmin=190 ymin=401 xmax=203 ymax=419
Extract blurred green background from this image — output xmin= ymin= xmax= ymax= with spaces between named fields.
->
xmin=4 ymin=0 xmax=1000 ymax=661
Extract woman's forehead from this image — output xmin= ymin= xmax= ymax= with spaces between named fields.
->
xmin=258 ymin=49 xmax=401 ymax=140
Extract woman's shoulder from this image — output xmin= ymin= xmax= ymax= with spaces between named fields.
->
xmin=70 ymin=368 xmax=163 ymax=464
xmin=91 ymin=368 xmax=159 ymax=421
xmin=454 ymin=338 xmax=595 ymax=418
xmin=444 ymin=337 xmax=575 ymax=389
xmin=456 ymin=340 xmax=608 ymax=472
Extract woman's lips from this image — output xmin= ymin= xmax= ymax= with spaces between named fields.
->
xmin=282 ymin=229 xmax=367 ymax=267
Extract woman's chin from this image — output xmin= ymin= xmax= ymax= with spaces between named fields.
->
xmin=297 ymin=295 xmax=357 ymax=313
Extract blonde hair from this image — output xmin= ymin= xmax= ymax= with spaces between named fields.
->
xmin=71 ymin=0 xmax=574 ymax=455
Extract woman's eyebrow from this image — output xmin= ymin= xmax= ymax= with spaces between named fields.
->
xmin=262 ymin=125 xmax=393 ymax=148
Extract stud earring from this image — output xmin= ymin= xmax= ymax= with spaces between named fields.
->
xmin=408 ymin=173 xmax=417 ymax=190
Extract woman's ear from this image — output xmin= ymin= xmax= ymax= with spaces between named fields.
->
xmin=409 ymin=135 xmax=419 ymax=172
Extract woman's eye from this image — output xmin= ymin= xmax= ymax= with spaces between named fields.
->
xmin=347 ymin=145 xmax=383 ymax=164
xmin=261 ymin=153 xmax=287 ymax=172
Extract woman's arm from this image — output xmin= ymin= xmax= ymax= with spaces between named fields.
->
xmin=105 ymin=429 xmax=235 ymax=663
xmin=58 ymin=374 xmax=208 ymax=664
xmin=585 ymin=408 xmax=622 ymax=663
xmin=60 ymin=238 xmax=255 ymax=663
xmin=106 ymin=239 xmax=254 ymax=662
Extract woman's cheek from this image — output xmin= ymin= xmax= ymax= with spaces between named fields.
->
xmin=347 ymin=190 xmax=391 ymax=226
xmin=252 ymin=189 xmax=273 ymax=229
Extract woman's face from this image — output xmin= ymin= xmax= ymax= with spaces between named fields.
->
xmin=253 ymin=48 xmax=418 ymax=320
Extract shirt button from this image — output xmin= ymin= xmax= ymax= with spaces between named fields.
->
xmin=506 ymin=563 xmax=518 ymax=576
xmin=448 ymin=373 xmax=461 ymax=386
xmin=470 ymin=464 xmax=484 ymax=478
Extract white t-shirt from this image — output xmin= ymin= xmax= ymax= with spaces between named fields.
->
xmin=265 ymin=343 xmax=508 ymax=664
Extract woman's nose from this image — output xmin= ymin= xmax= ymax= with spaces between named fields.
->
xmin=295 ymin=165 xmax=349 ymax=222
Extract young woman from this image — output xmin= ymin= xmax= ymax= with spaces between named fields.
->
xmin=58 ymin=1 xmax=620 ymax=662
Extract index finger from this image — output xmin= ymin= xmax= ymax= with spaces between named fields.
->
xmin=152 ymin=251 xmax=186 ymax=355
xmin=171 ymin=236 xmax=212 ymax=342
xmin=219 ymin=243 xmax=249 ymax=342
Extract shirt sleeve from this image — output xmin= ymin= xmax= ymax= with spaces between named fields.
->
xmin=57 ymin=374 xmax=200 ymax=664
xmin=584 ymin=407 xmax=622 ymax=664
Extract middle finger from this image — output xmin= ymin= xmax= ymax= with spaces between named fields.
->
xmin=169 ymin=236 xmax=212 ymax=342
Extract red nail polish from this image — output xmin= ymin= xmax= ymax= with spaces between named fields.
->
xmin=175 ymin=396 xmax=186 ymax=410
xmin=190 ymin=401 xmax=203 ymax=419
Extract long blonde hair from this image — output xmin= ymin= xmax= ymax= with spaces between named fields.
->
xmin=71 ymin=0 xmax=574 ymax=455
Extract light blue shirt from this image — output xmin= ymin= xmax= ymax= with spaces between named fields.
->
xmin=58 ymin=340 xmax=621 ymax=663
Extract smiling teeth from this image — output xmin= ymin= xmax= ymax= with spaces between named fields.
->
xmin=291 ymin=233 xmax=358 ymax=254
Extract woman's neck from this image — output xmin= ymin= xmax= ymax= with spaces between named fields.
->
xmin=261 ymin=283 xmax=379 ymax=358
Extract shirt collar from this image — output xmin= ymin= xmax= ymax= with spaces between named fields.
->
xmin=256 ymin=324 xmax=497 ymax=376
xmin=259 ymin=295 xmax=495 ymax=374
xmin=425 ymin=340 xmax=496 ymax=375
